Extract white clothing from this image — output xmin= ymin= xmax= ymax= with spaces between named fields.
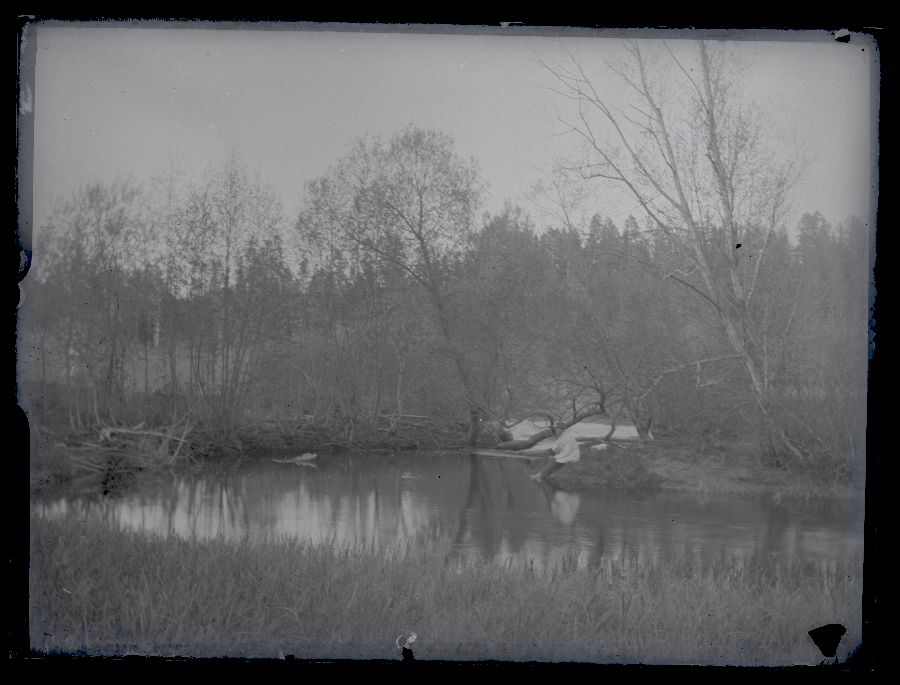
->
xmin=551 ymin=432 xmax=581 ymax=464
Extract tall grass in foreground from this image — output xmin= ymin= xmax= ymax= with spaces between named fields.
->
xmin=30 ymin=515 xmax=862 ymax=664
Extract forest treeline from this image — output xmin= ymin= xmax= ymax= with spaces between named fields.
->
xmin=19 ymin=134 xmax=868 ymax=477
xmin=19 ymin=44 xmax=871 ymax=477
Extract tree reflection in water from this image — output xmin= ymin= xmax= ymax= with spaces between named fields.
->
xmin=33 ymin=452 xmax=862 ymax=577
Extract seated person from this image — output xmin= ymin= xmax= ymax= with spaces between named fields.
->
xmin=530 ymin=428 xmax=581 ymax=481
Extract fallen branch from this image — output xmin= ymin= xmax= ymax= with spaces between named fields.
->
xmin=77 ymin=418 xmax=199 ymax=468
xmin=494 ymin=404 xmax=607 ymax=451
xmin=167 ymin=420 xmax=194 ymax=463
xmin=69 ymin=456 xmax=109 ymax=473
xmin=99 ymin=426 xmax=182 ymax=442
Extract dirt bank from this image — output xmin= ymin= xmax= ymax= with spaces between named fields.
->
xmin=547 ymin=437 xmax=861 ymax=499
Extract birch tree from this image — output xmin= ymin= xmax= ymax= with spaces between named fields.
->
xmin=34 ymin=182 xmax=144 ymax=426
xmin=547 ymin=40 xmax=809 ymax=462
xmin=173 ymin=157 xmax=289 ymax=443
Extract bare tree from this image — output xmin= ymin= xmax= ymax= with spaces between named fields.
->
xmin=298 ymin=126 xmax=487 ymax=444
xmin=547 ymin=40 xmax=808 ymax=462
xmin=171 ymin=157 xmax=289 ymax=444
xmin=35 ymin=182 xmax=144 ymax=427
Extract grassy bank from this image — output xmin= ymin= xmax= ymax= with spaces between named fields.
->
xmin=552 ymin=438 xmax=862 ymax=499
xmin=30 ymin=515 xmax=861 ymax=664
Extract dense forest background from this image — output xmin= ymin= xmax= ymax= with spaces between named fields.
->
xmin=17 ymin=128 xmax=870 ymax=479
xmin=19 ymin=38 xmax=873 ymax=484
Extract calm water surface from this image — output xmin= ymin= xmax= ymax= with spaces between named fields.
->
xmin=33 ymin=450 xmax=864 ymax=574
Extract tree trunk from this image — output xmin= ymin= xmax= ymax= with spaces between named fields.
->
xmin=144 ymin=339 xmax=150 ymax=397
xmin=466 ymin=406 xmax=482 ymax=446
xmin=495 ymin=404 xmax=606 ymax=451
xmin=395 ymin=365 xmax=404 ymax=423
xmin=635 ymin=418 xmax=654 ymax=441
xmin=371 ymin=356 xmax=382 ymax=421
xmin=495 ymin=427 xmax=556 ymax=451
xmin=575 ymin=421 xmax=619 ymax=448
xmin=631 ymin=401 xmax=654 ymax=441
xmin=63 ymin=321 xmax=74 ymax=428
xmin=169 ymin=339 xmax=178 ymax=417
xmin=721 ymin=315 xmax=808 ymax=463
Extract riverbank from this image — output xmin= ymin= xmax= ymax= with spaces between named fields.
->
xmin=28 ymin=421 xmax=862 ymax=501
xmin=548 ymin=437 xmax=862 ymax=500
xmin=27 ymin=419 xmax=464 ymax=494
xmin=29 ymin=514 xmax=861 ymax=663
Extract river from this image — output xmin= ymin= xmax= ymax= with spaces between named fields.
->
xmin=33 ymin=449 xmax=863 ymax=575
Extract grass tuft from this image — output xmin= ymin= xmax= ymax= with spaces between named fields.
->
xmin=30 ymin=515 xmax=862 ymax=664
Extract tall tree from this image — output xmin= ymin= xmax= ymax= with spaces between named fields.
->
xmin=31 ymin=181 xmax=144 ymax=426
xmin=547 ymin=40 xmax=813 ymax=463
xmin=454 ymin=205 xmax=559 ymax=431
xmin=298 ymin=126 xmax=487 ymax=443
xmin=171 ymin=157 xmax=289 ymax=443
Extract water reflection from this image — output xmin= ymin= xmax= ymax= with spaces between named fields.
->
xmin=33 ymin=451 xmax=863 ymax=575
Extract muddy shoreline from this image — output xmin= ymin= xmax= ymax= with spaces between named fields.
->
xmin=29 ymin=421 xmax=862 ymax=501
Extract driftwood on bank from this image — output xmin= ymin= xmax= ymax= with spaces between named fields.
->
xmin=65 ymin=419 xmax=196 ymax=475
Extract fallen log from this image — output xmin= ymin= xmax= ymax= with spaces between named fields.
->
xmin=494 ymin=405 xmax=608 ymax=451
xmin=572 ymin=421 xmax=617 ymax=447
xmin=494 ymin=428 xmax=556 ymax=451
xmin=471 ymin=449 xmax=549 ymax=460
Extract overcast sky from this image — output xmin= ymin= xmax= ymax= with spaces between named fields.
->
xmin=25 ymin=24 xmax=877 ymax=244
